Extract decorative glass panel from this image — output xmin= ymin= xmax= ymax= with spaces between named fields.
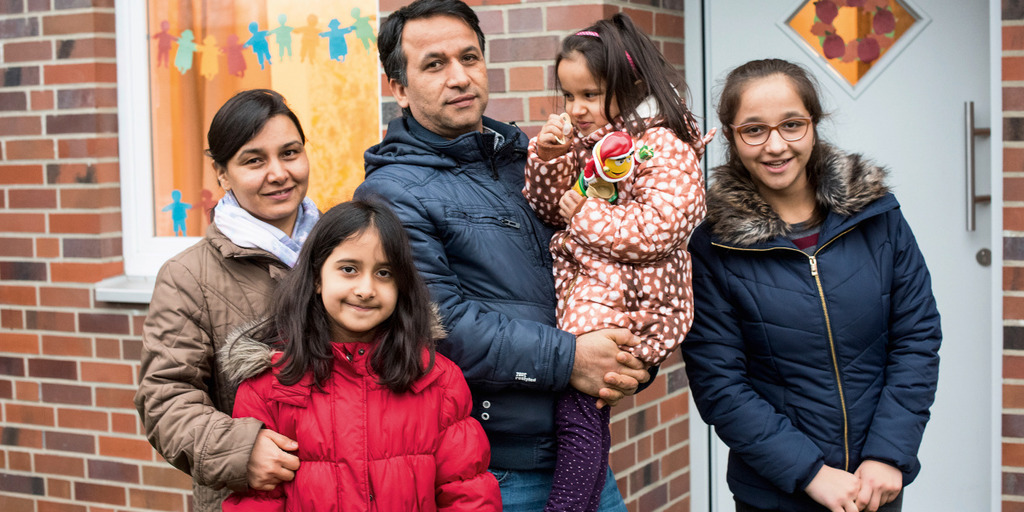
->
xmin=786 ymin=0 xmax=918 ymax=86
xmin=147 ymin=0 xmax=378 ymax=237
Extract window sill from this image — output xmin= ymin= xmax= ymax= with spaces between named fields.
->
xmin=95 ymin=275 xmax=155 ymax=304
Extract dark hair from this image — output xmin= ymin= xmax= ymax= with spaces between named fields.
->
xmin=717 ymin=58 xmax=830 ymax=181
xmin=205 ymin=89 xmax=306 ymax=170
xmin=555 ymin=13 xmax=697 ymax=144
xmin=378 ymin=0 xmax=485 ymax=86
xmin=262 ymin=200 xmax=436 ymax=393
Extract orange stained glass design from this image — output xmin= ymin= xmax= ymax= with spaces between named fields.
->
xmin=787 ymin=0 xmax=917 ymax=85
xmin=148 ymin=0 xmax=379 ymax=237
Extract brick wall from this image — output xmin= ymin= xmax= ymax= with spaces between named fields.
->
xmin=1006 ymin=0 xmax=1024 ymax=509
xmin=0 ymin=0 xmax=693 ymax=511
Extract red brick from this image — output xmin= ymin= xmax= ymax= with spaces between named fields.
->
xmin=15 ymin=380 xmax=38 ymax=401
xmin=78 ymin=313 xmax=129 ymax=336
xmin=509 ymin=66 xmax=545 ymax=91
xmin=488 ymin=68 xmax=506 ymax=93
xmin=508 ymin=7 xmax=542 ymax=33
xmin=658 ymin=395 xmax=688 ymax=422
xmin=43 ymin=62 xmax=117 ymax=85
xmin=56 ymin=87 xmax=117 ymax=109
xmin=37 ymin=501 xmax=87 ymax=512
xmin=41 ymin=381 xmax=92 ymax=405
xmin=1 ymin=332 xmax=39 ymax=354
xmin=1006 ymin=56 xmax=1024 ymax=82
xmin=63 ymin=237 xmax=122 ymax=259
xmin=74 ymin=481 xmax=126 ymax=505
xmin=48 ymin=477 xmax=72 ymax=499
xmin=0 ymin=91 xmax=26 ymax=110
xmin=662 ymin=41 xmax=685 ymax=69
xmin=98 ymin=435 xmax=153 ymax=460
xmin=0 ymin=164 xmax=44 ymax=185
xmin=88 ymin=459 xmax=139 ymax=483
xmin=25 ymin=309 xmax=76 ymax=331
xmin=58 ymin=407 xmax=108 ymax=430
xmin=0 ymin=285 xmax=36 ymax=306
xmin=0 ymin=496 xmax=34 ymax=512
xmin=42 ymin=335 xmax=92 ymax=358
xmin=34 ymin=453 xmax=85 ymax=477
xmin=0 ymin=115 xmax=41 ymax=136
xmin=0 ymin=212 xmax=45 ymax=233
xmin=528 ymin=94 xmax=562 ymax=122
xmin=39 ymin=286 xmax=90 ymax=308
xmin=477 ymin=10 xmax=503 ymax=36
xmin=58 ymin=137 xmax=118 ymax=160
xmin=483 ymin=97 xmax=524 ymax=123
xmin=0 ymin=380 xmax=11 ymax=400
xmin=129 ymin=488 xmax=188 ymax=511
xmin=623 ymin=8 xmax=655 ymax=36
xmin=142 ymin=464 xmax=192 ymax=489
xmin=6 ymin=138 xmax=55 ymax=160
xmin=7 ymin=449 xmax=31 ymax=471
xmin=95 ymin=387 xmax=134 ymax=409
xmin=611 ymin=442 xmax=636 ymax=470
xmin=5 ymin=403 xmax=55 ymax=426
xmin=110 ymin=412 xmax=136 ymax=434
xmin=547 ymin=4 xmax=616 ymax=31
xmin=80 ymin=362 xmax=133 ymax=384
xmin=60 ymin=36 xmax=117 ymax=59
xmin=0 ymin=261 xmax=47 ymax=281
xmin=0 ymin=17 xmax=39 ymax=38
xmin=31 ymin=89 xmax=53 ymax=110
xmin=35 ymin=237 xmax=60 ymax=258
xmin=635 ymin=374 xmax=667 ymax=406
xmin=49 ymin=260 xmax=123 ymax=283
xmin=489 ymin=35 xmax=560 ymax=63
xmin=3 ymin=40 xmax=52 ymax=62
xmin=1007 ymin=147 xmax=1024 ymax=173
xmin=0 ymin=238 xmax=34 ymax=257
xmin=45 ymin=430 xmax=94 ymax=454
xmin=1009 ymin=297 xmax=1024 ymax=321
xmin=9 ymin=188 xmax=57 ymax=208
xmin=1007 ymin=383 xmax=1024 ymax=409
xmin=1007 ymin=87 xmax=1024 ymax=112
xmin=28 ymin=356 xmax=79 ymax=378
xmin=1008 ymin=26 xmax=1024 ymax=52
xmin=44 ymin=12 xmax=116 ymax=35
xmin=46 ymin=112 xmax=118 ymax=135
xmin=2 ymin=309 xmax=25 ymax=329
xmin=1007 ymin=441 xmax=1024 ymax=467
xmin=653 ymin=12 xmax=684 ymax=39
xmin=94 ymin=337 xmax=119 ymax=359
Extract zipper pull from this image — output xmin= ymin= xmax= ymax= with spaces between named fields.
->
xmin=501 ymin=218 xmax=521 ymax=229
xmin=809 ymin=256 xmax=819 ymax=277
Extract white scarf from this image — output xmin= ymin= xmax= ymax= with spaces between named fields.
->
xmin=213 ymin=191 xmax=320 ymax=268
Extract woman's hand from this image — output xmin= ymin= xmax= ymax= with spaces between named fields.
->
xmin=559 ymin=190 xmax=585 ymax=223
xmin=247 ymin=429 xmax=300 ymax=491
xmin=805 ymin=464 xmax=861 ymax=512
xmin=536 ymin=113 xmax=573 ymax=162
xmin=853 ymin=460 xmax=902 ymax=511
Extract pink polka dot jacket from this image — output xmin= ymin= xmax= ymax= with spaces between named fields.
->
xmin=523 ymin=117 xmax=710 ymax=366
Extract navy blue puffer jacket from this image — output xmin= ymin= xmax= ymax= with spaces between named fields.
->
xmin=356 ymin=115 xmax=575 ymax=470
xmin=683 ymin=145 xmax=941 ymax=511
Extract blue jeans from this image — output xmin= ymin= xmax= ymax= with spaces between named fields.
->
xmin=490 ymin=467 xmax=627 ymax=512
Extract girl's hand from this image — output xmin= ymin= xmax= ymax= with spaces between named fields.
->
xmin=536 ymin=113 xmax=573 ymax=161
xmin=805 ymin=465 xmax=861 ymax=512
xmin=559 ymin=190 xmax=585 ymax=223
xmin=853 ymin=460 xmax=902 ymax=511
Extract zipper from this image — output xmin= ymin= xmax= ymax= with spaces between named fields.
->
xmin=712 ymin=225 xmax=857 ymax=471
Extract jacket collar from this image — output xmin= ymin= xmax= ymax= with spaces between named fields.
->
xmin=705 ymin=143 xmax=892 ymax=247
xmin=205 ymin=224 xmax=289 ymax=279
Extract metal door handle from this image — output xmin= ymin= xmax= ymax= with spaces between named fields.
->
xmin=965 ymin=101 xmax=990 ymax=231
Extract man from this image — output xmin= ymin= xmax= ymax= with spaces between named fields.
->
xmin=354 ymin=1 xmax=652 ymax=510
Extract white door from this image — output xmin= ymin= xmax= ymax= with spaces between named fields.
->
xmin=685 ymin=0 xmax=999 ymax=510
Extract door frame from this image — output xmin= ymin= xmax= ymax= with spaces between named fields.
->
xmin=682 ymin=0 xmax=1004 ymax=509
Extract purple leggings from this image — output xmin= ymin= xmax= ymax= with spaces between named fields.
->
xmin=544 ymin=389 xmax=611 ymax=512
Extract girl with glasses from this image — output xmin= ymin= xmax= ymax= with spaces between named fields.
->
xmin=682 ymin=58 xmax=941 ymax=512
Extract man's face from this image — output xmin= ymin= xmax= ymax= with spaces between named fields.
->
xmin=390 ymin=15 xmax=489 ymax=139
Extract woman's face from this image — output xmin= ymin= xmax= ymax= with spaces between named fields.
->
xmin=217 ymin=115 xmax=309 ymax=236
xmin=731 ymin=74 xmax=815 ymax=206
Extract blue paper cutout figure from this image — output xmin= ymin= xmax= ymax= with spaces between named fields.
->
xmin=196 ymin=35 xmax=219 ymax=80
xmin=153 ymin=20 xmax=177 ymax=68
xmin=293 ymin=14 xmax=321 ymax=63
xmin=174 ymin=29 xmax=197 ymax=74
xmin=244 ymin=21 xmax=272 ymax=70
xmin=222 ymin=34 xmax=247 ymax=77
xmin=320 ymin=19 xmax=355 ymax=62
xmin=162 ymin=190 xmax=192 ymax=236
xmin=270 ymin=14 xmax=294 ymax=61
xmin=350 ymin=8 xmax=377 ymax=52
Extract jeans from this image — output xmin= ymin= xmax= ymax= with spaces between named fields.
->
xmin=735 ymin=491 xmax=903 ymax=512
xmin=491 ymin=467 xmax=627 ymax=512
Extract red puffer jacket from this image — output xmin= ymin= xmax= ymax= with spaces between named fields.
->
xmin=222 ymin=339 xmax=501 ymax=511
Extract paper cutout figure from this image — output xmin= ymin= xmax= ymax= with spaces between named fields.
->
xmin=153 ymin=20 xmax=177 ymax=68
xmin=174 ymin=29 xmax=197 ymax=75
xmin=350 ymin=8 xmax=377 ymax=52
xmin=198 ymin=189 xmax=218 ymax=223
xmin=320 ymin=19 xmax=355 ymax=62
xmin=162 ymin=190 xmax=192 ymax=236
xmin=244 ymin=21 xmax=272 ymax=70
xmin=293 ymin=14 xmax=322 ymax=63
xmin=196 ymin=35 xmax=220 ymax=80
xmin=222 ymin=33 xmax=247 ymax=77
xmin=270 ymin=14 xmax=294 ymax=61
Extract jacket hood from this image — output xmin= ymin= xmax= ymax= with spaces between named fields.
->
xmin=218 ymin=307 xmax=449 ymax=386
xmin=705 ymin=143 xmax=889 ymax=246
xmin=364 ymin=115 xmax=528 ymax=178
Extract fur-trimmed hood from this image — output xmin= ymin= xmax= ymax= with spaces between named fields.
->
xmin=218 ymin=308 xmax=448 ymax=387
xmin=704 ymin=143 xmax=890 ymax=247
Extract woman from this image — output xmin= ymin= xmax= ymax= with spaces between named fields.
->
xmin=134 ymin=89 xmax=320 ymax=512
xmin=682 ymin=59 xmax=941 ymax=512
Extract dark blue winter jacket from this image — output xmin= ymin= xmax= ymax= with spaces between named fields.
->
xmin=355 ymin=115 xmax=575 ymax=470
xmin=683 ymin=145 xmax=941 ymax=511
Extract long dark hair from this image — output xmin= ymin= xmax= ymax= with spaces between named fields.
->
xmin=555 ymin=13 xmax=697 ymax=144
xmin=717 ymin=58 xmax=830 ymax=182
xmin=261 ymin=200 xmax=436 ymax=393
xmin=205 ymin=89 xmax=306 ymax=170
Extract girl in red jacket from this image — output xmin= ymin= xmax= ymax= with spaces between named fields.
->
xmin=221 ymin=200 xmax=501 ymax=511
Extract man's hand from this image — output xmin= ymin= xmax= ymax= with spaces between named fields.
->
xmin=536 ymin=113 xmax=573 ymax=162
xmin=559 ymin=190 xmax=585 ymax=224
xmin=805 ymin=464 xmax=861 ymax=512
xmin=853 ymin=460 xmax=902 ymax=511
xmin=247 ymin=429 xmax=300 ymax=491
xmin=571 ymin=329 xmax=649 ymax=408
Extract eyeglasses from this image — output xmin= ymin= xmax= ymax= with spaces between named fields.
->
xmin=730 ymin=117 xmax=812 ymax=146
